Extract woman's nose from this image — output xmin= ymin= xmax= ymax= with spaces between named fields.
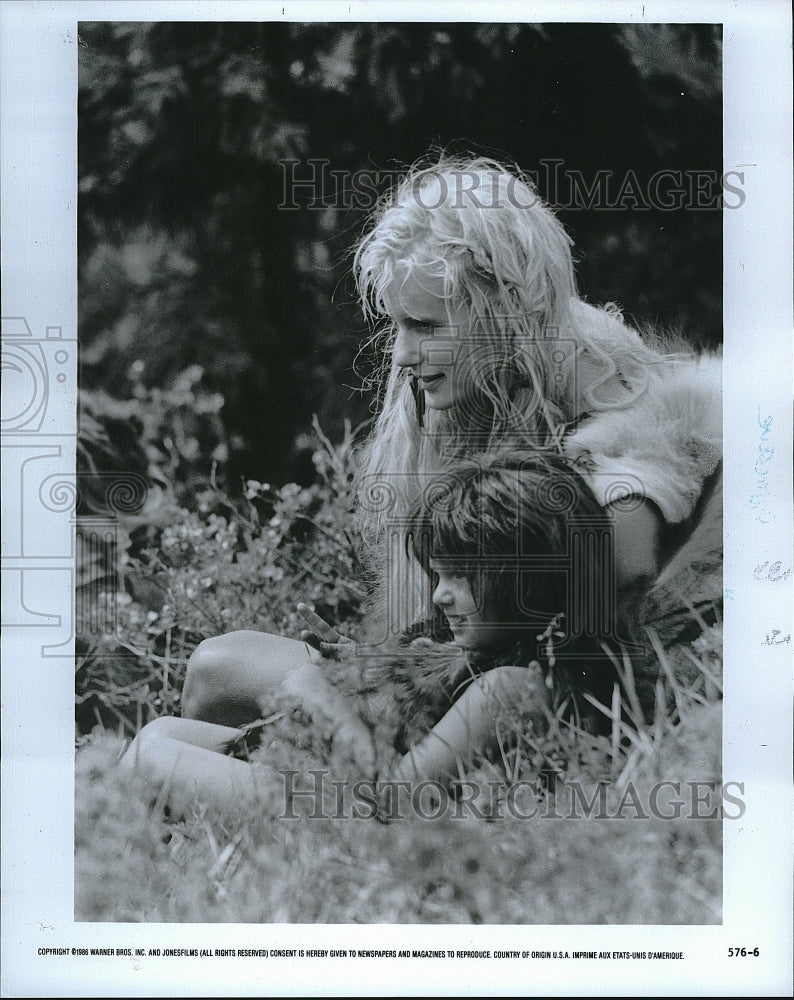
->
xmin=432 ymin=580 xmax=452 ymax=607
xmin=393 ymin=328 xmax=422 ymax=368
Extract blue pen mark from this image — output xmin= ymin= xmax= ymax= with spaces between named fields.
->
xmin=746 ymin=408 xmax=775 ymax=524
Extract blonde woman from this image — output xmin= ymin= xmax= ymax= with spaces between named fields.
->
xmin=172 ymin=154 xmax=721 ymax=763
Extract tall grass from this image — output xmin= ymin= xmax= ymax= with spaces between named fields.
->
xmin=76 ymin=627 xmax=722 ymax=924
xmin=75 ymin=383 xmax=722 ymax=924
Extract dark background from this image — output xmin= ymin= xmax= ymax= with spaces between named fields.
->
xmin=78 ymin=21 xmax=722 ymax=489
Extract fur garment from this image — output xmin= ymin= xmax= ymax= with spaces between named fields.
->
xmin=564 ymin=350 xmax=722 ymax=524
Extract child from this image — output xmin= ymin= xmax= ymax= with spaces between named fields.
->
xmin=119 ymin=451 xmax=649 ymax=815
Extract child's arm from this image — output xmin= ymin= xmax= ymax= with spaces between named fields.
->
xmin=390 ymin=665 xmax=549 ymax=784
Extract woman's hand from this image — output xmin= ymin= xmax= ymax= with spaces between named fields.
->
xmin=297 ymin=603 xmax=356 ymax=660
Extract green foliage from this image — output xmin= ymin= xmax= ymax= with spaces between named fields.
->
xmin=130 ymin=417 xmax=367 ymax=641
xmin=76 ymin=375 xmax=368 ymax=736
xmin=78 ymin=22 xmax=723 ymax=487
xmin=76 ymin=643 xmax=722 ymax=923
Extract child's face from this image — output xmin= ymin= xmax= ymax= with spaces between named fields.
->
xmin=429 ymin=559 xmax=503 ymax=652
xmin=383 ymin=268 xmax=472 ymax=412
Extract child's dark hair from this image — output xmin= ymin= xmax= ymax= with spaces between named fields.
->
xmin=405 ymin=450 xmax=638 ymax=721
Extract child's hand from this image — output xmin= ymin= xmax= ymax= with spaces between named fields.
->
xmin=276 ymin=662 xmax=375 ymax=771
xmin=297 ymin=603 xmax=355 ymax=660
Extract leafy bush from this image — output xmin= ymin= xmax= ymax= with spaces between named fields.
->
xmin=76 ymin=375 xmax=368 ymax=737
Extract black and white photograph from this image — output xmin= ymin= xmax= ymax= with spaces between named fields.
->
xmin=2 ymin=1 xmax=792 ymax=996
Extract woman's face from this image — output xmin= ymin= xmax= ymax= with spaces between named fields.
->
xmin=429 ymin=559 xmax=504 ymax=652
xmin=383 ymin=268 xmax=474 ymax=412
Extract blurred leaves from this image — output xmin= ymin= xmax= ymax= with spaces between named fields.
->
xmin=79 ymin=21 xmax=722 ymax=487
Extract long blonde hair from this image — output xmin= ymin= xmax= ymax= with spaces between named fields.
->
xmin=351 ymin=154 xmax=677 ymax=626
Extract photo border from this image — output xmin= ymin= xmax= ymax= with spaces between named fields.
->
xmin=2 ymin=1 xmax=792 ymax=996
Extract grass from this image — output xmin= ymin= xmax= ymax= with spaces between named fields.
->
xmin=75 ymin=626 xmax=722 ymax=925
xmin=74 ymin=408 xmax=723 ymax=924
